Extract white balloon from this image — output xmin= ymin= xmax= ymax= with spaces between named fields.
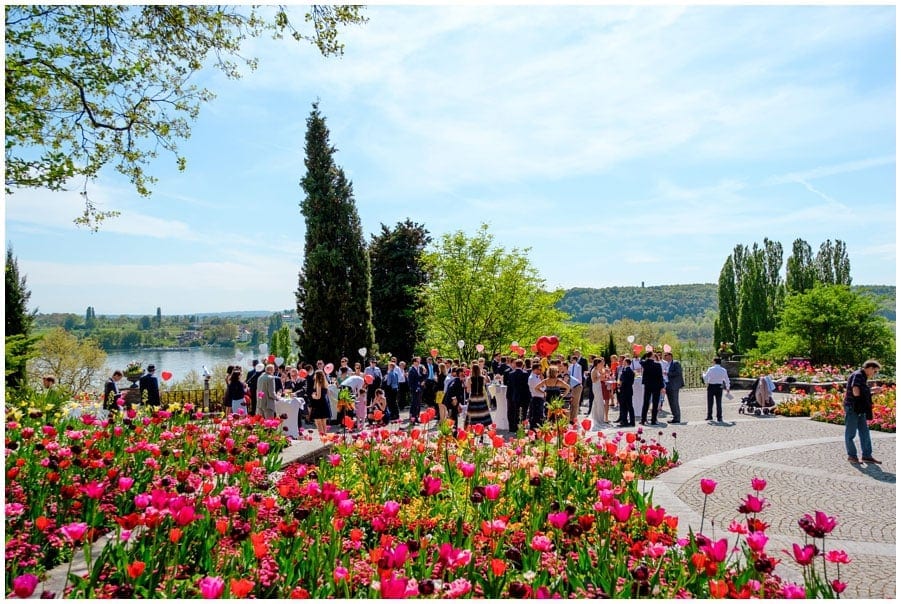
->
xmin=275 ymin=356 xmax=285 ymax=366
xmin=235 ymin=350 xmax=244 ymax=361
xmin=457 ymin=339 xmax=465 ymax=349
xmin=358 ymin=347 xmax=367 ymax=357
xmin=627 ymin=335 xmax=635 ymax=343
xmin=259 ymin=343 xmax=269 ymax=354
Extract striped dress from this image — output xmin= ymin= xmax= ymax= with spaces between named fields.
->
xmin=466 ymin=376 xmax=493 ymax=427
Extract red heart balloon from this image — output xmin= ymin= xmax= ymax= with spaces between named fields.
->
xmin=268 ymin=354 xmax=276 ymax=364
xmin=547 ymin=336 xmax=560 ymax=354
xmin=430 ymin=348 xmax=439 ymax=358
xmin=298 ymin=369 xmax=308 ymax=379
xmin=632 ymin=344 xmax=643 ymax=356
xmin=535 ymin=336 xmax=553 ymax=357
xmin=161 ymin=371 xmax=173 ymax=381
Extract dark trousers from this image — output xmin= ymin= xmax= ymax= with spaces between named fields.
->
xmin=641 ymin=387 xmax=661 ymax=424
xmin=528 ymin=396 xmax=545 ymax=430
xmin=665 ymin=387 xmax=681 ymax=423
xmin=617 ymin=389 xmax=634 ymax=425
xmin=409 ymin=388 xmax=422 ymax=422
xmin=386 ymin=387 xmax=399 ymax=421
xmin=706 ymin=384 xmax=723 ymax=421
xmin=398 ymin=382 xmax=409 ymax=410
xmin=507 ymin=393 xmax=520 ymax=431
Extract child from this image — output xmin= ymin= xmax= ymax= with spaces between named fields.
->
xmin=367 ymin=388 xmax=388 ymax=425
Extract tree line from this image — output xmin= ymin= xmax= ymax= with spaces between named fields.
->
xmin=714 ymin=238 xmax=894 ymax=368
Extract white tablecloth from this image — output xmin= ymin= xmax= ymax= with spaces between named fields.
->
xmin=632 ymin=377 xmax=644 ymax=419
xmin=487 ymin=383 xmax=509 ymax=431
xmin=274 ymin=397 xmax=305 ymax=439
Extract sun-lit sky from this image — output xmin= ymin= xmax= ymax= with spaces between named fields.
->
xmin=5 ymin=5 xmax=896 ymax=315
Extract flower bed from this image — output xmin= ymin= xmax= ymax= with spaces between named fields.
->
xmin=6 ymin=401 xmax=851 ymax=598
xmin=742 ymin=359 xmax=854 ymax=383
xmin=775 ymin=386 xmax=896 ymax=433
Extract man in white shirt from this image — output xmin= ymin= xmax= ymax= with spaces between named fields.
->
xmin=703 ymin=357 xmax=731 ymax=423
xmin=527 ymin=363 xmax=546 ymax=430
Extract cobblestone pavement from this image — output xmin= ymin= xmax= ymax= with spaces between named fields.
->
xmin=630 ymin=389 xmax=896 ymax=599
xmin=278 ymin=388 xmax=896 ymax=598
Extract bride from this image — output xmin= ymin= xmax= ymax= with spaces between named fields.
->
xmin=589 ymin=358 xmax=609 ymax=430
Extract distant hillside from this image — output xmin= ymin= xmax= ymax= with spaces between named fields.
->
xmin=557 ymin=284 xmax=718 ymax=323
xmin=558 ymin=284 xmax=895 ymax=324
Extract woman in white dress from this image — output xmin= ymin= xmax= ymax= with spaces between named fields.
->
xmin=589 ymin=358 xmax=608 ymax=430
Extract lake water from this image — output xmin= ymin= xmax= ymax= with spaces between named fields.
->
xmin=103 ymin=348 xmax=256 ymax=386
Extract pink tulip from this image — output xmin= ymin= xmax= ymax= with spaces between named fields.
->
xmin=328 ymin=454 xmax=341 ymax=467
xmin=738 ymin=494 xmax=765 ymax=514
xmin=60 ymin=522 xmax=88 ymax=543
xmin=458 ymin=462 xmax=475 ymax=478
xmin=134 ymin=493 xmax=151 ymax=509
xmin=82 ymin=481 xmax=105 ymax=499
xmin=484 ymin=484 xmax=501 ymax=500
xmin=174 ymin=506 xmax=197 ymax=526
xmin=701 ymin=537 xmax=729 ymax=562
xmin=380 ymin=573 xmax=408 ymax=598
xmin=786 ymin=543 xmax=818 ymax=566
xmin=798 ymin=510 xmax=837 ymax=538
xmin=831 ymin=580 xmax=847 ymax=594
xmin=198 ymin=576 xmax=225 ymax=599
xmin=645 ymin=506 xmax=665 ymax=527
xmin=257 ymin=442 xmax=270 ymax=455
xmin=825 ymin=549 xmax=851 ymax=564
xmin=547 ymin=511 xmax=569 ymax=529
xmin=333 ymin=566 xmax=349 ymax=582
xmin=422 ymin=476 xmax=442 ymax=496
xmin=750 ymin=477 xmax=767 ymax=491
xmin=383 ymin=500 xmax=400 ymax=517
xmin=746 ymin=531 xmax=768 ymax=552
xmin=337 ymin=499 xmax=355 ymax=517
xmin=700 ymin=478 xmax=717 ymax=495
xmin=781 ymin=583 xmax=806 ymax=598
xmin=596 ymin=478 xmax=613 ymax=491
xmin=226 ymin=495 xmax=244 ymax=513
xmin=117 ymin=476 xmax=134 ymax=491
xmin=12 ymin=573 xmax=39 ymax=598
xmin=530 ymin=534 xmax=553 ymax=552
xmin=609 ymin=500 xmax=633 ymax=523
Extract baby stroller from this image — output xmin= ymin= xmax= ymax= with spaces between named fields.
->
xmin=738 ymin=376 xmax=776 ymax=416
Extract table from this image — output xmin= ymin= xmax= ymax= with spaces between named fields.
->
xmin=487 ymin=383 xmax=509 ymax=431
xmin=274 ymin=397 xmax=305 ymax=439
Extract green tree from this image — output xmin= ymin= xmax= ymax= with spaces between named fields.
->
xmin=295 ymin=103 xmax=374 ymax=363
xmin=714 ymin=255 xmax=738 ymax=352
xmin=423 ymin=224 xmax=568 ymax=360
xmin=368 ymin=220 xmax=431 ymax=362
xmin=762 ymin=237 xmax=784 ymax=331
xmin=85 ymin=306 xmax=96 ymax=329
xmin=815 ymin=239 xmax=852 ymax=286
xmin=753 ymin=285 xmax=894 ymax=367
xmin=156 ymin=306 xmax=162 ymax=327
xmin=737 ymin=246 xmax=768 ymax=353
xmin=139 ymin=315 xmax=152 ymax=330
xmin=785 ymin=238 xmax=816 ymax=294
xmin=270 ymin=325 xmax=292 ymax=362
xmin=27 ymin=327 xmax=107 ymax=392
xmin=5 ymin=246 xmax=37 ymax=390
xmin=5 ymin=5 xmax=366 ymax=228
xmin=268 ymin=312 xmax=284 ymax=339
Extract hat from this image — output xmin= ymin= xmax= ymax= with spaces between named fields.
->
xmin=147 ymin=364 xmax=156 ymax=372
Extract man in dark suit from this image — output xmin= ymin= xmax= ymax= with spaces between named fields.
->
xmin=407 ymin=357 xmax=424 ymax=423
xmin=246 ymin=360 xmax=261 ymax=416
xmin=616 ymin=361 xmax=635 ymax=427
xmin=640 ymin=353 xmax=665 ymax=425
xmin=663 ymin=351 xmax=684 ymax=424
xmin=139 ymin=364 xmax=161 ymax=408
xmin=103 ymin=370 xmax=124 ymax=410
xmin=508 ymin=358 xmax=530 ymax=430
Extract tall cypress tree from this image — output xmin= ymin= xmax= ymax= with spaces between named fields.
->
xmin=786 ymin=238 xmax=816 ymax=294
xmin=714 ymin=255 xmax=738 ymax=351
xmin=762 ymin=237 xmax=784 ymax=331
xmin=368 ymin=220 xmax=431 ymax=362
xmin=737 ymin=246 xmax=768 ymax=352
xmin=815 ymin=239 xmax=852 ymax=286
xmin=295 ymin=103 xmax=373 ymax=363
xmin=6 ymin=246 xmax=36 ymax=390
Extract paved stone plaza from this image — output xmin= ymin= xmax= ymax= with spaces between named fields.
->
xmin=283 ymin=387 xmax=896 ymax=599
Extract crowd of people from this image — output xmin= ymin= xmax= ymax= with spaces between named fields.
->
xmin=212 ymin=348 xmax=698 ymax=435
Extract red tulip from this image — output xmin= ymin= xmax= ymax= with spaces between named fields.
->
xmin=563 ymin=430 xmax=578 ymax=446
xmin=230 ymin=578 xmax=255 ymax=598
xmin=35 ymin=516 xmax=51 ymax=531
xmin=645 ymin=506 xmax=665 ymax=527
xmin=750 ymin=476 xmax=767 ymax=491
xmin=830 ymin=580 xmax=847 ymax=594
xmin=127 ymin=561 xmax=146 ymax=579
xmin=580 ymin=418 xmax=592 ymax=431
xmin=490 ymin=558 xmax=507 ymax=576
xmin=708 ymin=579 xmax=729 ymax=598
xmin=700 ymin=478 xmax=717 ymax=495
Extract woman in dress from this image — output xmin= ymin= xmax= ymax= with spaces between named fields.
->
xmin=226 ymin=368 xmax=248 ymax=415
xmin=309 ymin=369 xmax=331 ymax=435
xmin=535 ymin=366 xmax=572 ymax=424
xmin=367 ymin=388 xmax=388 ymax=425
xmin=589 ymin=358 xmax=607 ymax=429
xmin=465 ymin=363 xmax=493 ymax=428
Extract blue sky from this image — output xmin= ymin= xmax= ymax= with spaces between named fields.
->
xmin=5 ymin=5 xmax=896 ymax=315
